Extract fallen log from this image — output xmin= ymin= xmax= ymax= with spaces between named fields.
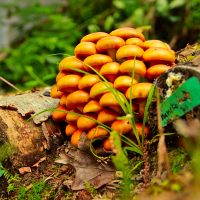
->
xmin=0 ymin=88 xmax=64 ymax=167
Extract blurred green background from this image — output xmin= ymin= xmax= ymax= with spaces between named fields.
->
xmin=0 ymin=0 xmax=200 ymax=92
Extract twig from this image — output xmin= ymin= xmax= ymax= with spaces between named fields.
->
xmin=0 ymin=76 xmax=22 ymax=93
xmin=156 ymin=88 xmax=170 ymax=178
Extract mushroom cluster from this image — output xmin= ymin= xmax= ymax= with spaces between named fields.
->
xmin=51 ymin=27 xmax=175 ymax=150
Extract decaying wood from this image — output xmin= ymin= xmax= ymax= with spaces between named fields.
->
xmin=0 ymin=89 xmax=63 ymax=167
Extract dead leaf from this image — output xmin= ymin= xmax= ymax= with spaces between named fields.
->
xmin=19 ymin=167 xmax=31 ymax=174
xmin=55 ymin=144 xmax=115 ymax=190
xmin=0 ymin=89 xmax=59 ymax=124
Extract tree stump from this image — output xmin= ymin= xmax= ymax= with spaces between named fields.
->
xmin=0 ymin=89 xmax=64 ymax=167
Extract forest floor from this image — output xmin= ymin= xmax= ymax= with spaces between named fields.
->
xmin=0 ymin=137 xmax=200 ymax=200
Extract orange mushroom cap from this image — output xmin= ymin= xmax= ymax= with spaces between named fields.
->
xmin=111 ymin=119 xmax=132 ymax=134
xmin=71 ymin=129 xmax=83 ymax=147
xmin=103 ymin=138 xmax=112 ymax=151
xmin=99 ymin=62 xmax=120 ymax=82
xmin=110 ymin=27 xmax=145 ymax=41
xmin=77 ymin=114 xmax=97 ymax=130
xmin=114 ymin=75 xmax=138 ymax=92
xmin=126 ymin=82 xmax=153 ymax=100
xmin=99 ymin=92 xmax=125 ymax=107
xmin=50 ymin=84 xmax=64 ymax=99
xmin=59 ymin=56 xmax=85 ymax=72
xmin=119 ymin=60 xmax=146 ymax=77
xmin=143 ymin=47 xmax=175 ymax=63
xmin=87 ymin=127 xmax=108 ymax=140
xmin=97 ymin=108 xmax=119 ymax=124
xmin=96 ymin=36 xmax=125 ymax=59
xmin=96 ymin=36 xmax=125 ymax=52
xmin=126 ymin=38 xmax=144 ymax=48
xmin=66 ymin=90 xmax=90 ymax=108
xmin=81 ymin=32 xmax=109 ymax=43
xmin=60 ymin=94 xmax=69 ymax=105
xmin=66 ymin=109 xmax=80 ymax=123
xmin=57 ymin=74 xmax=81 ymax=93
xmin=52 ymin=105 xmax=68 ymax=122
xmin=90 ymin=82 xmax=113 ymax=99
xmin=78 ymin=74 xmax=100 ymax=90
xmin=65 ymin=123 xmax=77 ymax=136
xmin=83 ymin=54 xmax=113 ymax=71
xmin=133 ymin=122 xmax=150 ymax=136
xmin=75 ymin=42 xmax=97 ymax=59
xmin=83 ymin=100 xmax=102 ymax=113
xmin=143 ymin=40 xmax=170 ymax=49
xmin=146 ymin=64 xmax=171 ymax=80
xmin=116 ymin=45 xmax=144 ymax=61
xmin=56 ymin=71 xmax=68 ymax=82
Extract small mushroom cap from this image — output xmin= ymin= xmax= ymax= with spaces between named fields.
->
xmin=114 ymin=75 xmax=138 ymax=92
xmin=120 ymin=60 xmax=147 ymax=77
xmin=116 ymin=45 xmax=144 ymax=60
xmin=99 ymin=62 xmax=120 ymax=82
xmin=52 ymin=105 xmax=68 ymax=122
xmin=110 ymin=27 xmax=145 ymax=41
xmin=99 ymin=92 xmax=125 ymax=107
xmin=66 ymin=109 xmax=80 ymax=123
xmin=133 ymin=122 xmax=149 ymax=136
xmin=100 ymin=62 xmax=120 ymax=75
xmin=126 ymin=82 xmax=153 ymax=100
xmin=57 ymin=74 xmax=81 ymax=93
xmin=90 ymin=82 xmax=113 ymax=99
xmin=65 ymin=123 xmax=77 ymax=136
xmin=143 ymin=40 xmax=170 ymax=49
xmin=97 ymin=109 xmax=119 ymax=124
xmin=111 ymin=119 xmax=132 ymax=134
xmin=103 ymin=138 xmax=112 ymax=151
xmin=81 ymin=32 xmax=109 ymax=42
xmin=84 ymin=54 xmax=112 ymax=71
xmin=60 ymin=94 xmax=69 ymax=105
xmin=56 ymin=71 xmax=68 ymax=82
xmin=143 ymin=47 xmax=175 ymax=63
xmin=66 ymin=90 xmax=90 ymax=108
xmin=83 ymin=100 xmax=102 ymax=113
xmin=146 ymin=64 xmax=171 ymax=80
xmin=59 ymin=56 xmax=85 ymax=72
xmin=75 ymin=42 xmax=97 ymax=59
xmin=96 ymin=36 xmax=125 ymax=52
xmin=50 ymin=84 xmax=64 ymax=98
xmin=78 ymin=74 xmax=100 ymax=90
xmin=71 ymin=129 xmax=83 ymax=147
xmin=126 ymin=38 xmax=144 ymax=48
xmin=77 ymin=114 xmax=97 ymax=130
xmin=87 ymin=127 xmax=108 ymax=140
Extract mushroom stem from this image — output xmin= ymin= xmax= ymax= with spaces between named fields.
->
xmin=107 ymin=49 xmax=117 ymax=61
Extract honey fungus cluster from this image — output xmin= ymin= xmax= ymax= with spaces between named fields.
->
xmin=51 ymin=27 xmax=175 ymax=150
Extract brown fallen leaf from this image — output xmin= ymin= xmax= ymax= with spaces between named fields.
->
xmin=55 ymin=136 xmax=115 ymax=190
xmin=19 ymin=166 xmax=31 ymax=174
xmin=0 ymin=89 xmax=59 ymax=124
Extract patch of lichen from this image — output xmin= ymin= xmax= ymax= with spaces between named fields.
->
xmin=176 ymin=43 xmax=200 ymax=65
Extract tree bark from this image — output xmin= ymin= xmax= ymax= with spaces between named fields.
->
xmin=0 ymin=89 xmax=64 ymax=167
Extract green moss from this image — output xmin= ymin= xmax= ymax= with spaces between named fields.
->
xmin=169 ymin=148 xmax=188 ymax=173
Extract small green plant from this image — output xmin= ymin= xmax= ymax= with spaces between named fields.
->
xmin=84 ymin=181 xmax=97 ymax=198
xmin=0 ymin=163 xmax=21 ymax=194
xmin=28 ymin=181 xmax=47 ymax=200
